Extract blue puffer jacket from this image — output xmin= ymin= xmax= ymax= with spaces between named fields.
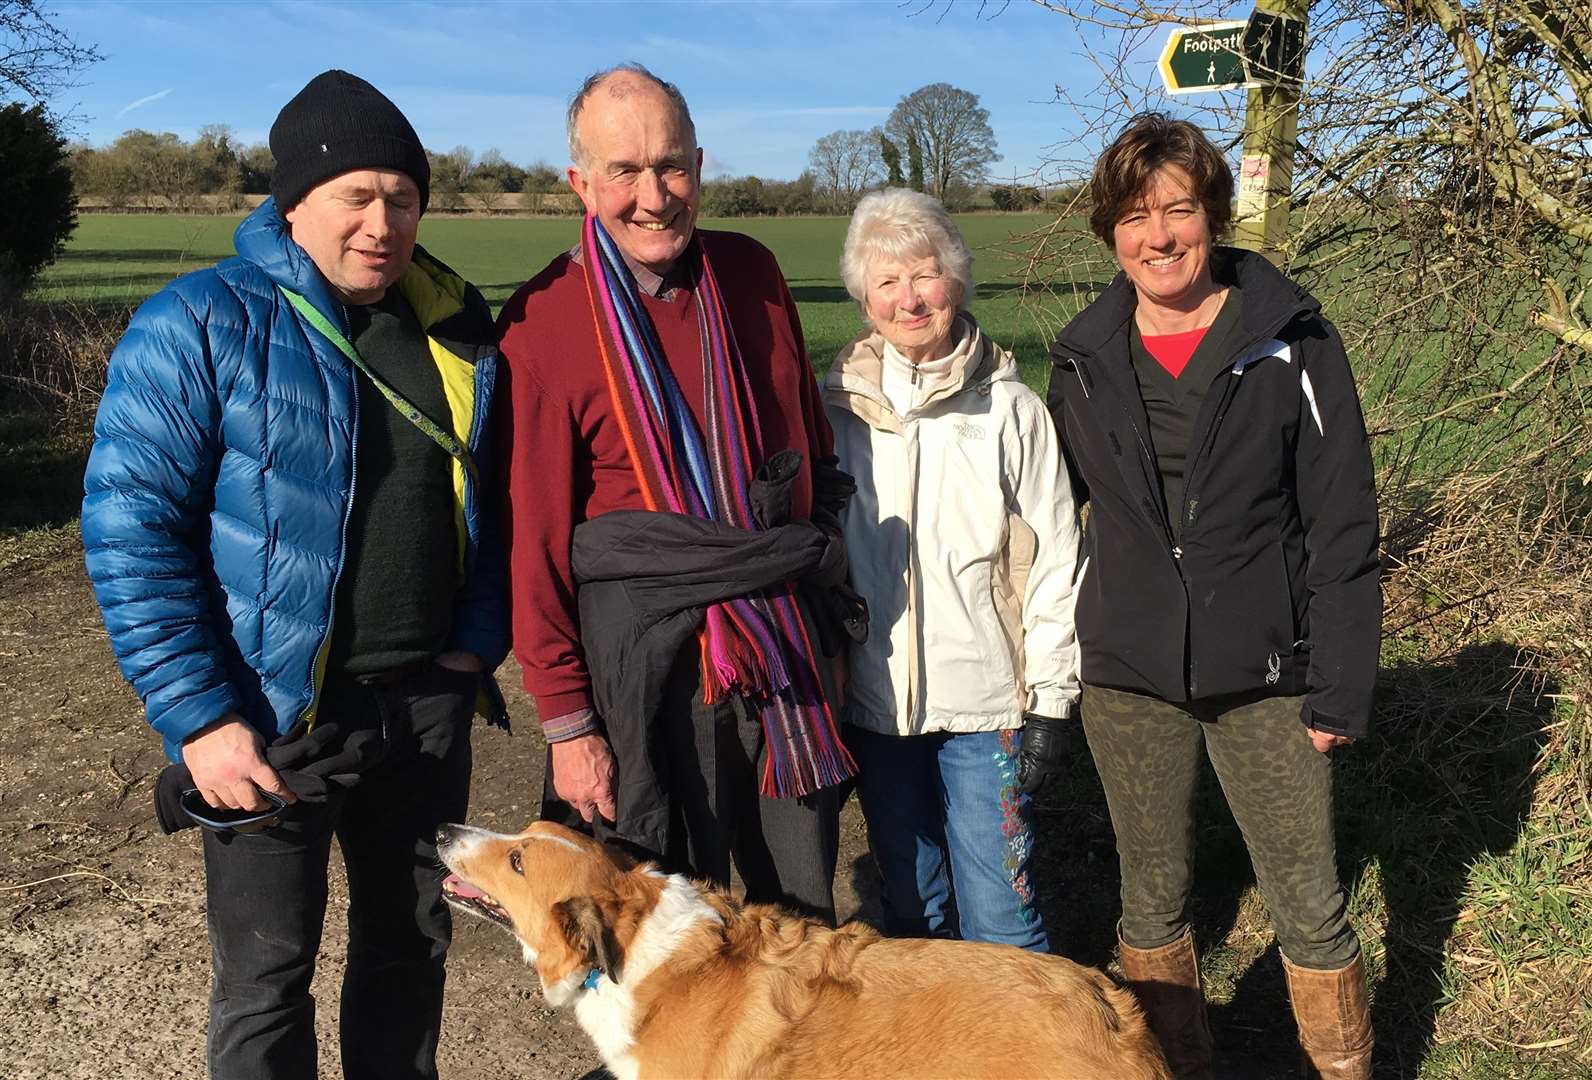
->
xmin=83 ymin=199 xmax=509 ymax=763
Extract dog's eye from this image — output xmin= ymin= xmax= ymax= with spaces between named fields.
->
xmin=509 ymin=849 xmax=523 ymax=875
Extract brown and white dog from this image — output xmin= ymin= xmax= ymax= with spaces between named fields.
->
xmin=437 ymin=820 xmax=1169 ymax=1080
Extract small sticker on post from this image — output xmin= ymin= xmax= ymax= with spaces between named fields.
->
xmin=1238 ymin=153 xmax=1270 ymax=218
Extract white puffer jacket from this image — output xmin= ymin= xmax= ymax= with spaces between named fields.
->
xmin=824 ymin=314 xmax=1083 ymax=737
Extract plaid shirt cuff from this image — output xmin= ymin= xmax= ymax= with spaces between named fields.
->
xmin=542 ymin=706 xmax=599 ymax=742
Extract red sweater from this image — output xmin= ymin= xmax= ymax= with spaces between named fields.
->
xmin=495 ymin=231 xmax=833 ymax=727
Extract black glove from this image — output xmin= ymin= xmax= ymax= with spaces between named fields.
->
xmin=1015 ymin=714 xmax=1075 ymax=796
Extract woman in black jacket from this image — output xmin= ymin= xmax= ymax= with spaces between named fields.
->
xmin=1047 ymin=114 xmax=1379 ymax=1079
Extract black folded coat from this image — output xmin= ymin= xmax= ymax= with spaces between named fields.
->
xmin=549 ymin=449 xmax=866 ymax=856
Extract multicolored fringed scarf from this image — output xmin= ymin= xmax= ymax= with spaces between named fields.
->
xmin=578 ymin=216 xmax=855 ymax=799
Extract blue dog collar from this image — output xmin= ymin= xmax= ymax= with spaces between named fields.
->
xmin=582 ymin=968 xmax=603 ymax=991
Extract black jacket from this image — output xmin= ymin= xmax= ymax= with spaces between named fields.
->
xmin=1047 ymin=248 xmax=1380 ymax=736
xmin=548 ymin=451 xmax=862 ymax=855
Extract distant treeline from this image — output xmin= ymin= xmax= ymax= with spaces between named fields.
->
xmin=66 ymin=127 xmax=576 ymax=213
xmin=66 ymin=126 xmax=1080 ymax=217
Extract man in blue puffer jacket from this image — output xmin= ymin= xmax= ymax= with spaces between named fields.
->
xmin=82 ymin=70 xmax=508 ymax=1079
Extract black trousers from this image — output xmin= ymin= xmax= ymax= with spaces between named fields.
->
xmin=200 ymin=664 xmax=476 ymax=1080
xmin=655 ymin=645 xmax=842 ymax=922
xmin=548 ymin=645 xmax=843 ymax=924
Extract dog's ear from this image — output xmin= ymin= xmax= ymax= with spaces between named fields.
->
xmin=553 ymin=895 xmax=619 ymax=982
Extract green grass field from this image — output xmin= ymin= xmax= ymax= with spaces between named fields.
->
xmin=38 ymin=212 xmax=1080 ymax=389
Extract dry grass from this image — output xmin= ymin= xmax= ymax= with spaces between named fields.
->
xmin=0 ymin=298 xmax=127 ymax=435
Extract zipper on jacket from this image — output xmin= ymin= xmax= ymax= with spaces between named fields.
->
xmin=1118 ymin=399 xmax=1181 ymax=563
xmin=300 ymin=301 xmax=360 ymax=728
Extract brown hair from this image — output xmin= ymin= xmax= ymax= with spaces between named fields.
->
xmin=1088 ymin=113 xmax=1234 ymax=247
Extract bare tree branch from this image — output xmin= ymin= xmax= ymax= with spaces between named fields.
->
xmin=0 ymin=0 xmax=100 ymax=103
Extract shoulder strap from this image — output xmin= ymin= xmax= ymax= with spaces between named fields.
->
xmin=277 ymin=285 xmax=477 ymax=482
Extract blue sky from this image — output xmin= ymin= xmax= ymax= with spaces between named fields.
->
xmin=41 ymin=0 xmax=1152 ymax=184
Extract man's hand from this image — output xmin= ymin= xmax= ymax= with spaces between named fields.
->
xmin=1015 ymin=714 xmax=1074 ymax=796
xmin=434 ymin=650 xmax=484 ymax=673
xmin=182 ymin=715 xmax=295 ymax=811
xmin=1309 ymin=729 xmax=1354 ymax=754
xmin=550 ymin=732 xmax=617 ymax=823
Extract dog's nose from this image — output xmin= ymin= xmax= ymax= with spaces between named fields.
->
xmin=435 ymin=823 xmax=458 ymax=847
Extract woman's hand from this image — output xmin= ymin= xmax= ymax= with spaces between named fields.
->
xmin=1309 ymin=728 xmax=1354 ymax=754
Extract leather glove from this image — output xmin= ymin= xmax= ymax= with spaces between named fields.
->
xmin=1015 ymin=714 xmax=1075 ymax=796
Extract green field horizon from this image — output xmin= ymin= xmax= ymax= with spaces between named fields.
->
xmin=37 ymin=211 xmax=1100 ymax=389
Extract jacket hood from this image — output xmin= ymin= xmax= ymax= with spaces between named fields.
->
xmin=824 ymin=313 xmax=1018 ymax=424
xmin=233 ymin=198 xmax=479 ymax=336
xmin=1053 ymin=246 xmax=1322 ymax=359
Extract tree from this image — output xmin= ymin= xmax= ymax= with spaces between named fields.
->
xmin=100 ymin=129 xmax=203 ymax=209
xmin=0 ymin=102 xmax=75 ymax=302
xmin=237 ymin=142 xmax=274 ymax=195
xmin=192 ymin=123 xmax=243 ymax=207
xmin=769 ymin=171 xmax=818 ymax=215
xmin=427 ymin=145 xmax=474 ymax=211
xmin=880 ymin=133 xmax=905 ymax=186
xmin=807 ymin=128 xmax=883 ymax=212
xmin=469 ymin=175 xmax=506 ymax=213
xmin=701 ymin=176 xmax=769 ymax=217
xmin=472 ymin=148 xmax=526 ymax=194
xmin=885 ymin=83 xmax=999 ymax=200
xmin=521 ymin=162 xmax=562 ymax=195
xmin=906 ymin=132 xmax=925 ymax=193
xmin=1 ymin=0 xmax=101 ymax=103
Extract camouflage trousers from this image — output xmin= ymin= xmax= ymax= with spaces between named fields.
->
xmin=1081 ymin=683 xmax=1361 ymax=970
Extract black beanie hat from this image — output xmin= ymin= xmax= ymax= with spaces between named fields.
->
xmin=269 ymin=70 xmax=430 ymax=215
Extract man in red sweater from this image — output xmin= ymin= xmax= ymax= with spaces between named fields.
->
xmin=496 ymin=64 xmax=844 ymax=919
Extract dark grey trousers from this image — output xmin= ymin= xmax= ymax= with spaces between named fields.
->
xmin=556 ymin=643 xmax=843 ymax=924
xmin=1081 ymin=683 xmax=1360 ymax=970
xmin=201 ymin=665 xmax=477 ymax=1079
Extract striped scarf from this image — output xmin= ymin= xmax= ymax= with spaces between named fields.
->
xmin=578 ymin=216 xmax=855 ymax=799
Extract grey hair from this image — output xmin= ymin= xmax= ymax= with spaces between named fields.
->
xmin=566 ymin=63 xmax=696 ymax=167
xmin=840 ymin=188 xmax=975 ymax=312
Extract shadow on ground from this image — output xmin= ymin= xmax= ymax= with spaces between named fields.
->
xmin=56 ymin=249 xmax=210 ymax=264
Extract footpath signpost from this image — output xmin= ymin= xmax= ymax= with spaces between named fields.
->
xmin=1158 ymin=20 xmax=1251 ymax=93
xmin=1158 ymin=3 xmax=1308 ymax=258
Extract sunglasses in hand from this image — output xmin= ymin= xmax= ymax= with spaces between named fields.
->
xmin=180 ymin=788 xmax=290 ymax=834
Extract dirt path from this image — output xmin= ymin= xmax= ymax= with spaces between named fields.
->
xmin=0 ymin=543 xmax=876 ymax=1079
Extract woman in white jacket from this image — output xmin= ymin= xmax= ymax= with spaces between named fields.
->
xmin=826 ymin=190 xmax=1083 ymax=951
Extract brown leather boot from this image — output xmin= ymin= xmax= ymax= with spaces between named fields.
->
xmin=1118 ymin=929 xmax=1215 ymax=1080
xmin=1282 ymin=954 xmax=1374 ymax=1080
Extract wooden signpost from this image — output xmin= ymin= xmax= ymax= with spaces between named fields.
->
xmin=1158 ymin=3 xmax=1308 ymax=258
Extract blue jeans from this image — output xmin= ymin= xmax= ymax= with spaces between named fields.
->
xmin=847 ymin=725 xmax=1048 ymax=951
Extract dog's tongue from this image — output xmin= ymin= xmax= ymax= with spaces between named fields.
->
xmin=442 ymin=873 xmax=485 ymax=900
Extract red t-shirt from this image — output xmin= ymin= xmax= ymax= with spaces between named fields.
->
xmin=1139 ymin=326 xmax=1209 ymax=378
xmin=494 ymin=231 xmax=832 ymax=724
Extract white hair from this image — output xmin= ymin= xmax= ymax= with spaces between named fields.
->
xmin=840 ymin=188 xmax=975 ymax=311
